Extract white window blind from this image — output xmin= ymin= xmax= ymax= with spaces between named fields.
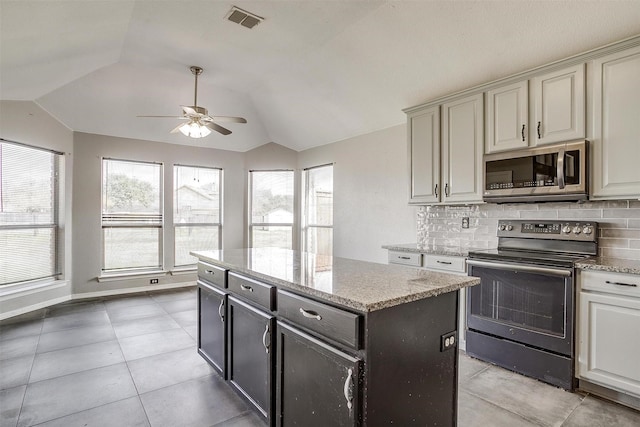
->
xmin=0 ymin=140 xmax=61 ymax=285
xmin=102 ymin=158 xmax=163 ymax=272
xmin=249 ymin=170 xmax=294 ymax=249
xmin=174 ymin=165 xmax=222 ymax=266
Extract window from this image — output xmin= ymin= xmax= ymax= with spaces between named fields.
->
xmin=102 ymin=159 xmax=162 ymax=273
xmin=302 ymin=164 xmax=333 ymax=256
xmin=249 ymin=170 xmax=294 ymax=249
xmin=0 ymin=140 xmax=62 ymax=285
xmin=174 ymin=165 xmax=222 ymax=266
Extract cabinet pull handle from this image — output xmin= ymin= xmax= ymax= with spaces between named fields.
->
xmin=299 ymin=308 xmax=322 ymax=321
xmin=262 ymin=323 xmax=270 ymax=354
xmin=445 ymin=183 xmax=449 ymax=197
xmin=205 ymin=270 xmax=215 ymax=275
xmin=240 ymin=284 xmax=254 ymax=292
xmin=537 ymin=121 xmax=541 ymax=139
xmin=521 ymin=124 xmax=526 ymax=142
xmin=606 ymin=280 xmax=638 ymax=288
xmin=218 ymin=299 xmax=225 ymax=322
xmin=344 ymin=368 xmax=354 ymax=412
xmin=436 ymin=260 xmax=452 ymax=265
xmin=434 ymin=184 xmax=438 ymax=198
xmin=398 ymin=256 xmax=411 ymax=260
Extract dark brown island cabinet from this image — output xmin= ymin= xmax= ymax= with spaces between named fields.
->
xmin=193 ymin=249 xmax=479 ymax=427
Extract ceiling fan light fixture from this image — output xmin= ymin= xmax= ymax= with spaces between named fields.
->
xmin=179 ymin=121 xmax=211 ymax=138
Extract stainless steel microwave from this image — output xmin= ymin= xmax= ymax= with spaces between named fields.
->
xmin=483 ymin=140 xmax=588 ymax=203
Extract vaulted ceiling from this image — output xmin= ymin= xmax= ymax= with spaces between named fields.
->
xmin=2 ymin=1 xmax=639 ymax=152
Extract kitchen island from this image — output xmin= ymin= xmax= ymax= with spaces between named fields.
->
xmin=192 ymin=248 xmax=479 ymax=427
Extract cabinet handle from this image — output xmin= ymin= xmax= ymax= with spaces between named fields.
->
xmin=262 ymin=323 xmax=270 ymax=354
xmin=434 ymin=184 xmax=438 ymax=198
xmin=521 ymin=124 xmax=526 ymax=142
xmin=606 ymin=280 xmax=638 ymax=288
xmin=240 ymin=284 xmax=254 ymax=292
xmin=218 ymin=299 xmax=225 ymax=322
xmin=537 ymin=121 xmax=541 ymax=139
xmin=344 ymin=368 xmax=354 ymax=412
xmin=205 ymin=270 xmax=215 ymax=275
xmin=445 ymin=183 xmax=449 ymax=197
xmin=398 ymin=256 xmax=411 ymax=260
xmin=299 ymin=308 xmax=322 ymax=321
xmin=436 ymin=260 xmax=452 ymax=265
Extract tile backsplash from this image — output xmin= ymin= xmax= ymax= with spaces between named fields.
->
xmin=417 ymin=200 xmax=640 ymax=260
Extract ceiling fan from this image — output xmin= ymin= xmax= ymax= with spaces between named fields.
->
xmin=138 ymin=66 xmax=247 ymax=138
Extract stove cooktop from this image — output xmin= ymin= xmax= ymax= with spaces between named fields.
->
xmin=467 ymin=248 xmax=592 ymax=268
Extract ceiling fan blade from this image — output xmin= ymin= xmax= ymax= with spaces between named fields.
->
xmin=204 ymin=122 xmax=232 ymax=135
xmin=181 ymin=106 xmax=199 ymax=116
xmin=137 ymin=115 xmax=186 ymax=119
xmin=170 ymin=122 xmax=187 ymax=134
xmin=206 ymin=116 xmax=247 ymax=124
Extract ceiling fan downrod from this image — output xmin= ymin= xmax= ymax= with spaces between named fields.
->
xmin=190 ymin=66 xmax=203 ymax=107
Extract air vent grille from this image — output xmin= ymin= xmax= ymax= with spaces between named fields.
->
xmin=226 ymin=6 xmax=263 ymax=29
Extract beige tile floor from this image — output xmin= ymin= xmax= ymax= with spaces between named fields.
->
xmin=1 ymin=288 xmax=639 ymax=426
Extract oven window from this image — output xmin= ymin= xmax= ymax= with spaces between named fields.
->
xmin=469 ymin=267 xmax=567 ymax=337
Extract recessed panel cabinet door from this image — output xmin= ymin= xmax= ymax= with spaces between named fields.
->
xmin=408 ymin=106 xmax=440 ymax=204
xmin=486 ymin=80 xmax=528 ymax=153
xmin=276 ymin=321 xmax=362 ymax=427
xmin=442 ymin=93 xmax=484 ymax=203
xmin=228 ymin=296 xmax=275 ymax=424
xmin=532 ymin=64 xmax=585 ymax=145
xmin=198 ymin=281 xmax=227 ymax=378
xmin=591 ymin=45 xmax=640 ymax=199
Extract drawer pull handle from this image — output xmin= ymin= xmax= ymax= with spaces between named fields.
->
xmin=262 ymin=323 xmax=270 ymax=354
xmin=344 ymin=368 xmax=354 ymax=412
xmin=398 ymin=256 xmax=411 ymax=260
xmin=606 ymin=280 xmax=638 ymax=288
xmin=436 ymin=260 xmax=452 ymax=265
xmin=299 ymin=308 xmax=322 ymax=321
xmin=218 ymin=299 xmax=225 ymax=322
xmin=205 ymin=270 xmax=215 ymax=275
xmin=240 ymin=284 xmax=254 ymax=292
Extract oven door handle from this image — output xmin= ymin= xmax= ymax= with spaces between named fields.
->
xmin=466 ymin=259 xmax=572 ymax=277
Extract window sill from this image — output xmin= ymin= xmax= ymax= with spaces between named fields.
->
xmin=97 ymin=271 xmax=168 ymax=283
xmin=0 ymin=279 xmax=70 ymax=300
xmin=170 ymin=268 xmax=197 ymax=276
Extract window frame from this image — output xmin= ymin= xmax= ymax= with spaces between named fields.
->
xmin=248 ymin=169 xmax=295 ymax=249
xmin=302 ymin=163 xmax=333 ymax=256
xmin=173 ymin=164 xmax=223 ymax=267
xmin=101 ymin=157 xmax=164 ymax=275
xmin=0 ymin=139 xmax=63 ymax=286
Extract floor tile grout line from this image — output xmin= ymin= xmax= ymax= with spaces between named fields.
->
xmin=26 ymin=396 xmax=145 ymax=427
xmin=15 ymin=327 xmax=42 ymax=427
xmin=460 ymin=387 xmax=550 ymax=427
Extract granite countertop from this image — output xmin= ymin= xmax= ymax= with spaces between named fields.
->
xmin=381 ymin=243 xmax=469 ymax=257
xmin=576 ymin=257 xmax=640 ymax=276
xmin=192 ymin=248 xmax=479 ymax=313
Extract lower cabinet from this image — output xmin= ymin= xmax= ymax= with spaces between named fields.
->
xmin=276 ymin=321 xmax=362 ymax=427
xmin=197 ymin=280 xmax=227 ymax=378
xmin=227 ymin=296 xmax=275 ymax=423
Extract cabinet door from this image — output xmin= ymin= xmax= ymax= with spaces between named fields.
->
xmin=198 ymin=281 xmax=227 ymax=378
xmin=276 ymin=321 xmax=362 ymax=427
xmin=228 ymin=296 xmax=275 ymax=423
xmin=591 ymin=45 xmax=640 ymax=199
xmin=442 ymin=93 xmax=484 ymax=203
xmin=486 ymin=80 xmax=528 ymax=153
xmin=408 ymin=106 xmax=440 ymax=204
xmin=577 ymin=291 xmax=640 ymax=396
xmin=531 ymin=64 xmax=585 ymax=145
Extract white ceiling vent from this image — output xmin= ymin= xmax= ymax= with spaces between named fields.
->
xmin=226 ymin=6 xmax=264 ymax=29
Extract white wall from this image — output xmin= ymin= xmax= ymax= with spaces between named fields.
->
xmin=298 ymin=125 xmax=417 ymax=263
xmin=0 ymin=101 xmax=74 ymax=318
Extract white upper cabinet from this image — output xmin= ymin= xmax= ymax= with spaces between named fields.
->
xmin=486 ymin=80 xmax=529 ymax=153
xmin=532 ymin=64 xmax=585 ymax=145
xmin=590 ymin=45 xmax=640 ymax=200
xmin=408 ymin=106 xmax=440 ymax=204
xmin=441 ymin=93 xmax=484 ymax=204
xmin=486 ymin=64 xmax=586 ymax=153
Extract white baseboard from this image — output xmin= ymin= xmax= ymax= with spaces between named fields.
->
xmin=0 ymin=295 xmax=72 ymax=321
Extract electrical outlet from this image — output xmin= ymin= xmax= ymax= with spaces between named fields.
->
xmin=440 ymin=331 xmax=457 ymax=352
xmin=150 ymin=278 xmax=159 ymax=284
xmin=462 ymin=217 xmax=470 ymax=229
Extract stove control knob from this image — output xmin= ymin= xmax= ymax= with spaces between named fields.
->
xmin=562 ymin=225 xmax=572 ymax=234
xmin=506 ymin=225 xmax=514 ymax=231
xmin=572 ymin=226 xmax=582 ymax=235
xmin=583 ymin=226 xmax=593 ymax=235
xmin=499 ymin=225 xmax=506 ymax=231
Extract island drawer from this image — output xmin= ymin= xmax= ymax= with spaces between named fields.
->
xmin=277 ymin=289 xmax=362 ymax=349
xmin=198 ymin=262 xmax=227 ymax=288
xmin=579 ymin=270 xmax=640 ymax=298
xmin=388 ymin=251 xmax=422 ymax=267
xmin=228 ymin=272 xmax=276 ymax=311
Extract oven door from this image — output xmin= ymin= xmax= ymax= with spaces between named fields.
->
xmin=466 ymin=259 xmax=574 ymax=356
